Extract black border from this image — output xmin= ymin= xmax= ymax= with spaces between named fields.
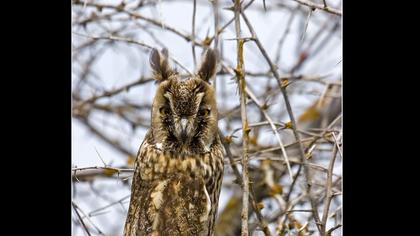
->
xmin=4 ymin=0 xmax=71 ymax=234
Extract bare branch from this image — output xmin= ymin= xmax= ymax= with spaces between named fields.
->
xmin=72 ymin=202 xmax=92 ymax=236
xmin=292 ymin=0 xmax=342 ymax=16
xmin=240 ymin=7 xmax=324 ymax=234
xmin=233 ymin=0 xmax=251 ymax=235
xmin=192 ymin=0 xmax=197 ymax=66
xmin=320 ymin=143 xmax=339 ymax=235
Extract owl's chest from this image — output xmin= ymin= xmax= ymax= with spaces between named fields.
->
xmin=138 ymin=143 xmax=222 ymax=181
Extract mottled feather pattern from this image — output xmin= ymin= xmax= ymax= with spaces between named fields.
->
xmin=124 ymin=48 xmax=223 ymax=236
xmin=124 ymin=133 xmax=224 ymax=236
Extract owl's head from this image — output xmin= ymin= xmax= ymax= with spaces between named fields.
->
xmin=149 ymin=48 xmax=218 ymax=154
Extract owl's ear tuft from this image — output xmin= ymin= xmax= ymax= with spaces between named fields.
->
xmin=197 ymin=49 xmax=217 ymax=83
xmin=150 ymin=48 xmax=175 ymax=83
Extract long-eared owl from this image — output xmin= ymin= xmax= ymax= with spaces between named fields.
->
xmin=124 ymin=48 xmax=224 ymax=236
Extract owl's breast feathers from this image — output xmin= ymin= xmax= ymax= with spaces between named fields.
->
xmin=124 ymin=133 xmax=224 ymax=236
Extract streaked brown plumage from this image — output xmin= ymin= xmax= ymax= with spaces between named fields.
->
xmin=124 ymin=48 xmax=224 ymax=236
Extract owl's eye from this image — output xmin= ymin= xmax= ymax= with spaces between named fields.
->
xmin=159 ymin=107 xmax=170 ymax=115
xmin=198 ymin=108 xmax=210 ymax=116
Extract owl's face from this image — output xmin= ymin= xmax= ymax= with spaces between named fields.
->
xmin=149 ymin=48 xmax=218 ymax=154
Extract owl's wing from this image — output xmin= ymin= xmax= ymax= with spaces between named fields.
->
xmin=151 ymin=174 xmax=211 ymax=236
xmin=125 ymin=131 xmax=224 ymax=236
xmin=125 ymin=168 xmax=211 ymax=235
xmin=133 ymin=129 xmax=152 ymax=166
xmin=124 ymin=130 xmax=155 ymax=236
xmin=205 ymin=141 xmax=225 ymax=236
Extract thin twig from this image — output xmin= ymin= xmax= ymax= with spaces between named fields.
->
xmin=327 ymin=224 xmax=342 ymax=234
xmin=88 ymin=195 xmax=131 ymax=216
xmin=73 ymin=77 xmax=153 ymax=109
xmin=274 ymin=5 xmax=299 ymax=65
xmin=192 ymin=0 xmax=197 ymax=66
xmin=292 ymin=0 xmax=342 ymax=16
xmin=320 ymin=144 xmax=339 ymax=235
xmin=245 ymin=87 xmax=294 ymax=182
xmin=73 ymin=0 xmax=206 ymax=46
xmin=72 ymin=201 xmax=105 ymax=235
xmin=300 ymin=7 xmax=314 ymax=43
xmin=207 ymin=0 xmax=255 ymax=43
xmin=75 ymin=117 xmax=134 ymax=157
xmin=72 ymin=32 xmax=192 ymax=74
xmin=72 ymin=202 xmax=92 ymax=236
xmin=72 ymin=31 xmax=152 ymax=49
xmin=212 ymin=0 xmax=220 ymax=50
xmin=331 ymin=131 xmax=343 ymax=158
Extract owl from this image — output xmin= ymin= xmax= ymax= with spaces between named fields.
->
xmin=124 ymin=48 xmax=224 ymax=236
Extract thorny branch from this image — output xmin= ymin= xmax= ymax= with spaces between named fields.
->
xmin=233 ymin=0 xmax=250 ymax=235
xmin=292 ymin=0 xmax=342 ymax=16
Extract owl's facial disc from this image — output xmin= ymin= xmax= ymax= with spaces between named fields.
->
xmin=171 ymin=103 xmax=203 ymax=143
xmin=161 ymin=80 xmax=208 ymax=144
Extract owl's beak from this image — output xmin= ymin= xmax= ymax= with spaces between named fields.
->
xmin=180 ymin=118 xmax=188 ymax=133
xmin=177 ymin=117 xmax=190 ymax=141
